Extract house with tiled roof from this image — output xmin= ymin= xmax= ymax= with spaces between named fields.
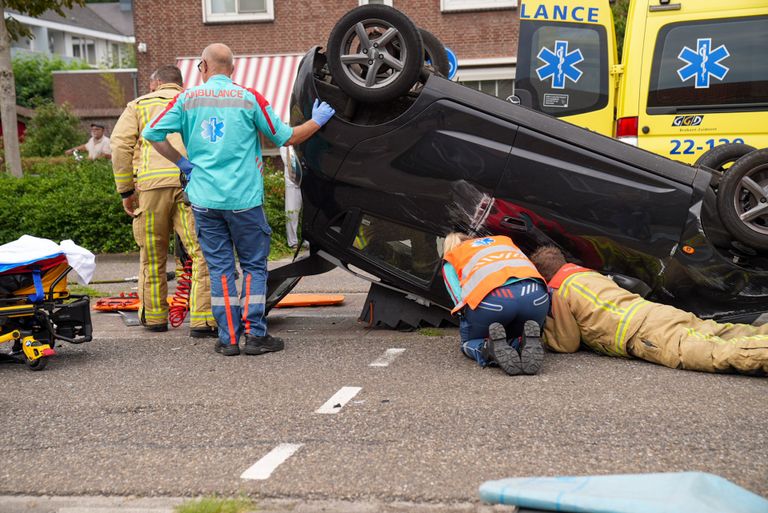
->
xmin=6 ymin=0 xmax=135 ymax=67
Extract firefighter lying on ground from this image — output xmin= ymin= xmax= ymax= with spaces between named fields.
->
xmin=442 ymin=232 xmax=549 ymax=375
xmin=529 ymin=246 xmax=768 ymax=375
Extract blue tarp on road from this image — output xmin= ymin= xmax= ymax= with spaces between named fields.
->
xmin=479 ymin=472 xmax=768 ymax=513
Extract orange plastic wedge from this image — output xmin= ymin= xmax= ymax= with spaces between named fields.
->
xmin=275 ymin=293 xmax=345 ymax=308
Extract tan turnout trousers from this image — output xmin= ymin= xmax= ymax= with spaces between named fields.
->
xmin=132 ymin=188 xmax=214 ymax=328
xmin=543 ymin=270 xmax=768 ymax=375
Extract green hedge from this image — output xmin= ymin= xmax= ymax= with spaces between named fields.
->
xmin=0 ymin=158 xmax=291 ymax=257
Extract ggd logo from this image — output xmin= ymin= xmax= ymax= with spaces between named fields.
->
xmin=672 ymin=115 xmax=703 ymax=127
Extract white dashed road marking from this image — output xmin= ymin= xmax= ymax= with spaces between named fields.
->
xmin=369 ymin=348 xmax=406 ymax=367
xmin=240 ymin=443 xmax=303 ymax=480
xmin=315 ymin=386 xmax=362 ymax=414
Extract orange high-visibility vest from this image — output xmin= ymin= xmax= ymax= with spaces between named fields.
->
xmin=443 ymin=236 xmax=543 ymax=314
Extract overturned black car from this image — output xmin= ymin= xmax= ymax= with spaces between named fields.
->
xmin=267 ymin=5 xmax=768 ymax=326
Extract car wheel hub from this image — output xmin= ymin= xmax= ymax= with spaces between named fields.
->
xmin=733 ymin=163 xmax=768 ymax=235
xmin=339 ymin=19 xmax=408 ymax=90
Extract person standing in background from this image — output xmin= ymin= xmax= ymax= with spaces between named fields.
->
xmin=280 ymin=145 xmax=302 ymax=249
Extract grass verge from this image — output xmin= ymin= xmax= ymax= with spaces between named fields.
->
xmin=175 ymin=496 xmax=255 ymax=513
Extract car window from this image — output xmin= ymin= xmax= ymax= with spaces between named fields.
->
xmin=516 ymin=21 xmax=608 ymax=117
xmin=647 ymin=16 xmax=768 ymax=114
xmin=353 ymin=215 xmax=442 ymax=282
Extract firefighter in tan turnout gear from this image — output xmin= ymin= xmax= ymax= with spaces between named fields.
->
xmin=530 ymin=246 xmax=768 ymax=375
xmin=110 ymin=65 xmax=216 ymax=337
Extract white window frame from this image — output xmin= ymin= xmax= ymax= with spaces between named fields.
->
xmin=202 ymin=0 xmax=274 ymax=23
xmin=359 ymin=0 xmax=394 ymax=5
xmin=440 ymin=0 xmax=516 ymax=13
xmin=455 ymin=58 xmax=516 ymax=100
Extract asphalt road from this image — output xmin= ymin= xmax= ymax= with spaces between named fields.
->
xmin=1 ymin=254 xmax=766 ymax=511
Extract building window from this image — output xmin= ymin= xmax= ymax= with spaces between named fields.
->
xmin=441 ymin=0 xmax=516 ymax=12
xmin=359 ymin=0 xmax=393 ymax=5
xmin=459 ymin=79 xmax=515 ymax=100
xmin=203 ymin=0 xmax=274 ymax=23
xmin=72 ymin=37 xmax=96 ymax=64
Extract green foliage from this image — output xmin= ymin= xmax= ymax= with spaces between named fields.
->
xmin=13 ymin=55 xmax=90 ymax=109
xmin=0 ymin=160 xmax=134 ymax=252
xmin=174 ymin=496 xmax=255 ymax=513
xmin=418 ymin=327 xmax=444 ymax=337
xmin=611 ymin=0 xmax=630 ymax=61
xmin=21 ymin=102 xmax=86 ymax=157
xmin=68 ymin=284 xmax=109 ymax=297
xmin=0 ymin=158 xmax=292 ymax=258
xmin=262 ymin=159 xmax=291 ymax=258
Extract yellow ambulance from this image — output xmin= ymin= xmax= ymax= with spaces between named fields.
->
xmin=514 ymin=0 xmax=768 ymax=165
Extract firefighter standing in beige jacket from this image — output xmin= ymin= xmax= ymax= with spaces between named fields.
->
xmin=110 ymin=65 xmax=216 ymax=337
xmin=530 ymin=246 xmax=768 ymax=375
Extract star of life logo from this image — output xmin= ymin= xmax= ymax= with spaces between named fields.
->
xmin=536 ymin=40 xmax=584 ymax=89
xmin=201 ymin=117 xmax=225 ymax=143
xmin=471 ymin=237 xmax=495 ymax=247
xmin=677 ymin=38 xmax=730 ymax=89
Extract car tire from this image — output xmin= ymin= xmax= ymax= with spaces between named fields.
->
xmin=695 ymin=143 xmax=756 ymax=172
xmin=716 ymin=148 xmax=768 ymax=252
xmin=327 ymin=5 xmax=423 ymax=103
xmin=419 ymin=28 xmax=450 ymax=78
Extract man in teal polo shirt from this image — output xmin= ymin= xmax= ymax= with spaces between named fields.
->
xmin=142 ymin=43 xmax=334 ymax=356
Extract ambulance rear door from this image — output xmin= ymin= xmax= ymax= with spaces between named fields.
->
xmin=515 ymin=0 xmax=618 ymax=136
xmin=637 ymin=1 xmax=768 ymax=164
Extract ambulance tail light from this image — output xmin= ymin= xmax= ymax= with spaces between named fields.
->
xmin=616 ymin=117 xmax=638 ymax=146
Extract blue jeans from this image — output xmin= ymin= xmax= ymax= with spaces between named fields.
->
xmin=191 ymin=204 xmax=271 ymax=345
xmin=460 ymin=279 xmax=549 ymax=367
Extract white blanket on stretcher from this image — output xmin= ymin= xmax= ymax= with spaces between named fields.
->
xmin=0 ymin=235 xmax=96 ymax=284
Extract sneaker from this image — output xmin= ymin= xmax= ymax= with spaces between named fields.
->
xmin=244 ymin=333 xmax=284 ymax=355
xmin=520 ymin=320 xmax=544 ymax=375
xmin=485 ymin=322 xmax=522 ymax=376
xmin=143 ymin=323 xmax=168 ymax=333
xmin=190 ymin=326 xmax=219 ymax=338
xmin=214 ymin=342 xmax=240 ymax=356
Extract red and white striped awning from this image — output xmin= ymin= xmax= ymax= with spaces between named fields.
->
xmin=177 ymin=53 xmax=303 ymax=123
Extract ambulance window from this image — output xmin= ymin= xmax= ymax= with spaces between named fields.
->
xmin=516 ymin=21 xmax=608 ymax=117
xmin=647 ymin=16 xmax=768 ymax=114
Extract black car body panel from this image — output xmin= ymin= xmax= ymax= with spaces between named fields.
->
xmin=277 ymin=47 xmax=768 ymax=322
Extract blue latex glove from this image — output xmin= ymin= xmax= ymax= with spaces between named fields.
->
xmin=176 ymin=156 xmax=194 ymax=191
xmin=176 ymin=156 xmax=194 ymax=177
xmin=311 ymin=99 xmax=335 ymax=127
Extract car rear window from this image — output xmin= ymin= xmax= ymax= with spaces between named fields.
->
xmin=517 ymin=21 xmax=608 ymax=117
xmin=647 ymin=16 xmax=768 ymax=114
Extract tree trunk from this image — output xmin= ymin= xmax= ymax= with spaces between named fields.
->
xmin=0 ymin=1 xmax=22 ymax=178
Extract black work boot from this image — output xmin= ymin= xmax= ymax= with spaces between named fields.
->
xmin=483 ymin=323 xmax=522 ymax=376
xmin=143 ymin=323 xmax=168 ymax=333
xmin=190 ymin=326 xmax=219 ymax=338
xmin=244 ymin=333 xmax=285 ymax=355
xmin=214 ymin=342 xmax=240 ymax=356
xmin=520 ymin=320 xmax=544 ymax=375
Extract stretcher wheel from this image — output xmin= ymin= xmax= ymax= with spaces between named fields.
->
xmin=25 ymin=355 xmax=48 ymax=371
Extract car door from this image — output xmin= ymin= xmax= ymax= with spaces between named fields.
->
xmin=516 ymin=0 xmax=618 ymax=137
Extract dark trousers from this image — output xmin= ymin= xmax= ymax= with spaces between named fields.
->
xmin=460 ymin=279 xmax=549 ymax=366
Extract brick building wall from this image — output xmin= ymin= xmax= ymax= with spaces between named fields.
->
xmin=134 ymin=0 xmax=519 ymax=95
xmin=53 ymin=70 xmax=139 ymax=132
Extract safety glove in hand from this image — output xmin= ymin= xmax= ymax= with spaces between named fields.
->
xmin=311 ymin=99 xmax=335 ymax=127
xmin=176 ymin=156 xmax=194 ymax=189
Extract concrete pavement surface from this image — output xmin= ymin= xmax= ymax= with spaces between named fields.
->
xmin=0 ymin=253 xmax=766 ymax=512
